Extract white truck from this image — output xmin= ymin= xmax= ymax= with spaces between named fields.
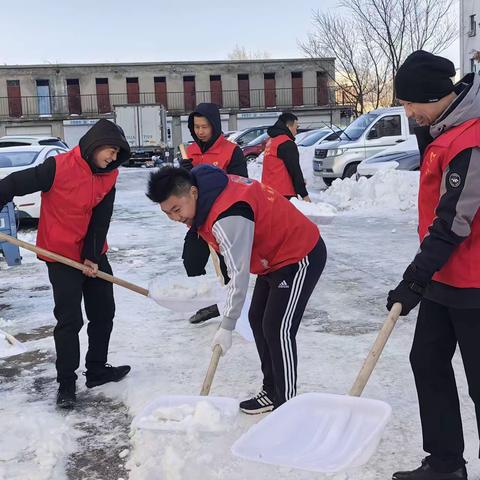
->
xmin=313 ymin=106 xmax=416 ymax=186
xmin=114 ymin=105 xmax=167 ymax=166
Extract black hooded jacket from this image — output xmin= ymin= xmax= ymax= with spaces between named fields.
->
xmin=267 ymin=119 xmax=308 ymax=198
xmin=187 ymin=103 xmax=247 ymax=177
xmin=0 ymin=119 xmax=130 ymax=263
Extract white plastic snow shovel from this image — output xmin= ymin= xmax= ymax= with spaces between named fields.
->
xmin=132 ymin=345 xmax=238 ymax=432
xmin=0 ymin=232 xmax=222 ymax=313
xmin=231 ymin=302 xmax=403 ymax=473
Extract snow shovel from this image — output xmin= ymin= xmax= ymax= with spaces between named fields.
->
xmin=132 ymin=345 xmax=239 ymax=432
xmin=0 ymin=328 xmax=26 ymax=358
xmin=0 ymin=232 xmax=222 ymax=313
xmin=231 ymin=302 xmax=403 ymax=473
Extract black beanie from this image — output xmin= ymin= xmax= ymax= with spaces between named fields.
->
xmin=395 ymin=50 xmax=456 ymax=103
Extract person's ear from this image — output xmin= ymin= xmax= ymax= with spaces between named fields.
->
xmin=191 ymin=186 xmax=199 ymax=200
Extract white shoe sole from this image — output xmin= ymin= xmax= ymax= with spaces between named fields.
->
xmin=240 ymin=404 xmax=274 ymax=415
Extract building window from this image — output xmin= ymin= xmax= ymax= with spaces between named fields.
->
xmin=291 ymin=72 xmax=303 ymax=106
xmin=469 ymin=14 xmax=477 ymax=36
xmin=154 ymin=76 xmax=168 ymax=108
xmin=317 ymin=72 xmax=329 ymax=106
xmin=210 ymin=75 xmax=223 ymax=107
xmin=6 ymin=80 xmax=22 ymax=118
xmin=183 ymin=76 xmax=196 ymax=112
xmin=471 ymin=58 xmax=477 ymax=73
xmin=36 ymin=79 xmax=51 ymax=116
xmin=126 ymin=77 xmax=140 ymax=104
xmin=95 ymin=78 xmax=111 ymax=114
xmin=238 ymin=74 xmax=250 ymax=108
xmin=264 ymin=73 xmax=276 ymax=108
xmin=66 ymin=79 xmax=82 ymax=115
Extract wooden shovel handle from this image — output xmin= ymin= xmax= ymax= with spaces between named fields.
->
xmin=0 ymin=232 xmax=149 ymax=297
xmin=200 ymin=344 xmax=222 ymax=396
xmin=348 ymin=302 xmax=402 ymax=397
xmin=179 ymin=143 xmax=188 ymax=160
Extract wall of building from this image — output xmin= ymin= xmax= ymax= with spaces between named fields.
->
xmin=460 ymin=0 xmax=480 ymax=76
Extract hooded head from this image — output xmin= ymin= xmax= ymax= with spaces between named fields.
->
xmin=188 ymin=103 xmax=222 ymax=153
xmin=79 ymin=119 xmax=131 ymax=173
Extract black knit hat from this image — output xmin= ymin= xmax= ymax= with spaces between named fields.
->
xmin=395 ymin=50 xmax=456 ymax=103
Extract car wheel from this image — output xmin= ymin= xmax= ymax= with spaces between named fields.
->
xmin=246 ymin=155 xmax=257 ymax=163
xmin=323 ymin=178 xmax=334 ymax=187
xmin=343 ymin=163 xmax=359 ymax=179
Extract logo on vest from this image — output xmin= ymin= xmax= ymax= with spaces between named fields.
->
xmin=278 ymin=280 xmax=289 ymax=289
xmin=448 ymin=173 xmax=461 ymax=188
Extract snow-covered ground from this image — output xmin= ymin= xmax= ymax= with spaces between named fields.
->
xmin=0 ymin=167 xmax=478 ymax=480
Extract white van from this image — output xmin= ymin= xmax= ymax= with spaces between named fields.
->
xmin=313 ymin=107 xmax=415 ymax=186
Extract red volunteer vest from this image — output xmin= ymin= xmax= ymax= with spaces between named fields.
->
xmin=36 ymin=146 xmax=118 ymax=262
xmin=187 ymin=135 xmax=237 ymax=171
xmin=419 ymin=118 xmax=480 ymax=288
xmin=198 ymin=176 xmax=320 ymax=275
xmin=262 ymin=134 xmax=296 ymax=197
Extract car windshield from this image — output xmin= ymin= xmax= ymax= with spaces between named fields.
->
xmin=298 ymin=129 xmax=331 ymax=146
xmin=0 ymin=151 xmax=40 ymax=168
xmin=341 ymin=113 xmax=379 ymax=141
xmin=246 ymin=132 xmax=269 ymax=146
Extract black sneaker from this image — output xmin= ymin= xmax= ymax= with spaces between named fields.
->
xmin=84 ymin=364 xmax=131 ymax=388
xmin=56 ymin=381 xmax=76 ymax=409
xmin=189 ymin=304 xmax=220 ymax=324
xmin=393 ymin=458 xmax=467 ymax=480
xmin=239 ymin=390 xmax=274 ymax=414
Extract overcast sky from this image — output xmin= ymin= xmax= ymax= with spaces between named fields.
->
xmin=0 ymin=0 xmax=459 ymax=66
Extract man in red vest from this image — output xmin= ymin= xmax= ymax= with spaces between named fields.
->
xmin=387 ymin=51 xmax=480 ymax=480
xmin=262 ymin=112 xmax=311 ymax=201
xmin=0 ymin=119 xmax=132 ymax=409
xmin=147 ymin=165 xmax=327 ymax=413
xmin=181 ymin=103 xmax=248 ymax=325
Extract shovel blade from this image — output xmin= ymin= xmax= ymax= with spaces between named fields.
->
xmin=231 ymin=392 xmax=391 ymax=473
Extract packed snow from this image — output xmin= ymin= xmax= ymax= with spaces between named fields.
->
xmin=290 ymin=197 xmax=337 ymax=224
xmin=1 ymin=166 xmax=478 ymax=480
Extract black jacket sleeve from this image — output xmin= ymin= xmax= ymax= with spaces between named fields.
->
xmin=277 ymin=140 xmax=308 ymax=198
xmin=0 ymin=156 xmax=56 ymax=209
xmin=82 ymin=187 xmax=116 ymax=263
xmin=226 ymin=146 xmax=248 ymax=178
xmin=406 ymin=147 xmax=480 ymax=287
xmin=182 ymin=228 xmax=210 ymax=276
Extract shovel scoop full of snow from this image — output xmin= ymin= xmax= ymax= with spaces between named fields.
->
xmin=148 ymin=277 xmax=226 ymax=312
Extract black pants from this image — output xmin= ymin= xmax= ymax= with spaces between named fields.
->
xmin=248 ymin=238 xmax=327 ymax=407
xmin=410 ymin=298 xmax=480 ymax=472
xmin=47 ymin=255 xmax=115 ymax=383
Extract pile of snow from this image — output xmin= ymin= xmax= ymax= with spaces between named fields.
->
xmin=290 ymin=198 xmax=337 ymax=224
xmin=148 ymin=276 xmax=221 ymax=300
xmin=136 ymin=401 xmax=235 ymax=433
xmin=318 ymin=169 xmax=419 ymax=213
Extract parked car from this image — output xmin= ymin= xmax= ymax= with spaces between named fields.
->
xmin=223 ymin=130 xmax=238 ymax=138
xmin=241 ymin=132 xmax=269 ymax=162
xmin=297 ymin=127 xmax=342 ymax=174
xmin=313 ymin=107 xmax=417 ymax=186
xmin=0 ymin=145 xmax=69 ymax=219
xmin=356 ymin=136 xmax=420 ymax=177
xmin=0 ymin=135 xmax=69 ymax=149
xmin=227 ymin=126 xmax=270 ymax=147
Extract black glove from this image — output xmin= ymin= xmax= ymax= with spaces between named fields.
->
xmin=387 ymin=262 xmax=429 ymax=315
xmin=387 ymin=280 xmax=423 ymax=316
xmin=180 ymin=158 xmax=194 ymax=171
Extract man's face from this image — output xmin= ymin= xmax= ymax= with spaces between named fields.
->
xmin=92 ymin=146 xmax=120 ymax=169
xmin=160 ymin=187 xmax=198 ymax=227
xmin=193 ymin=116 xmax=213 ymax=143
xmin=399 ymin=100 xmax=440 ymax=127
xmin=288 ymin=120 xmax=299 ymax=137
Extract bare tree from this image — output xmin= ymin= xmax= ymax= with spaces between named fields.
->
xmin=228 ymin=45 xmax=271 ymax=61
xmin=300 ymin=12 xmax=389 ymax=115
xmin=343 ymin=0 xmax=457 ymax=103
xmin=302 ymin=0 xmax=456 ymax=110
